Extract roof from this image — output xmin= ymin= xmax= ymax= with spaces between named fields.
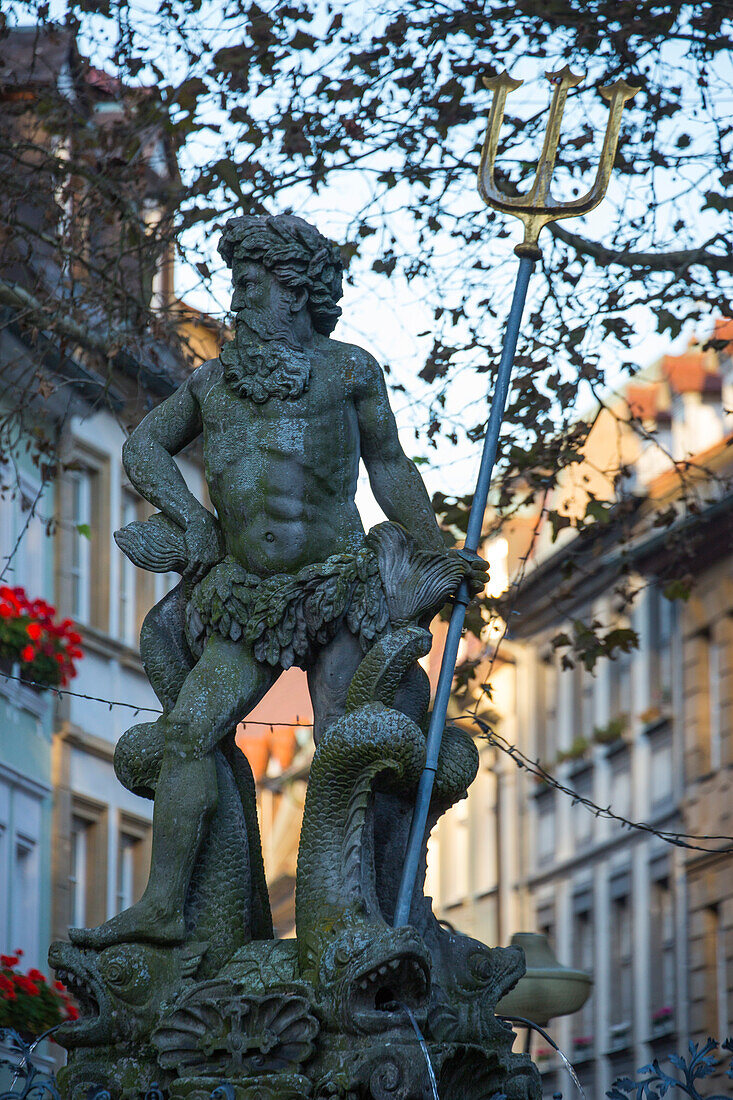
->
xmin=627 ymin=382 xmax=661 ymax=420
xmin=646 ymin=430 xmax=733 ymax=502
xmin=662 ymin=353 xmax=721 ymax=395
xmin=0 ymin=25 xmax=79 ymax=89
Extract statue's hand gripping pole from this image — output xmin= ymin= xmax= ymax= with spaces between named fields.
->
xmin=393 ymin=67 xmax=639 ymax=929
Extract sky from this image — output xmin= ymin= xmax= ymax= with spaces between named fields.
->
xmin=6 ymin=0 xmax=727 ymax=527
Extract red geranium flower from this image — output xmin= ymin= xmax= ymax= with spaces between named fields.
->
xmin=0 ymin=586 xmax=84 ymax=688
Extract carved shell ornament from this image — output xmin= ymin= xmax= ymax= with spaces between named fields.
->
xmin=152 ymin=984 xmax=319 ymax=1077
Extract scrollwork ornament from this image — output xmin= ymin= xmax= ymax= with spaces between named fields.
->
xmin=368 ymin=1057 xmax=403 ymax=1100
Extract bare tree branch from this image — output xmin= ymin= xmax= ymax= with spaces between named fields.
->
xmin=548 ymin=223 xmax=733 ymax=274
xmin=0 ymin=278 xmax=127 ymax=358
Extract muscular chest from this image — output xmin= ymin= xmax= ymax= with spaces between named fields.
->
xmin=200 ymin=375 xmax=358 ymax=476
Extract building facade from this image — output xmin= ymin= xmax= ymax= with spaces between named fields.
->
xmin=426 ymin=328 xmax=733 ymax=1097
xmin=0 ymin=24 xmax=216 ymax=979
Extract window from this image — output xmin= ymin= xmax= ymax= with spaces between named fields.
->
xmin=650 ymin=876 xmax=675 ymax=1031
xmin=648 ymin=586 xmax=674 ymax=709
xmin=69 ymin=800 xmax=108 ymax=928
xmin=0 ymin=822 xmax=7 ymax=951
xmin=571 ymin=769 xmax=593 ymax=848
xmin=536 ymin=789 xmax=556 ymax=866
xmin=690 ymin=627 xmax=723 ymax=775
xmin=441 ymin=796 xmax=469 ymax=906
xmin=610 ymin=889 xmax=633 ymax=1038
xmin=536 ymin=901 xmax=555 ymax=948
xmin=709 ymin=628 xmax=722 ymax=771
xmin=704 ymin=905 xmax=729 ymax=1040
xmin=70 ymin=815 xmax=89 ymax=927
xmin=573 ymin=664 xmax=595 ymax=741
xmin=155 ymin=570 xmax=180 ymax=603
xmin=610 ymin=751 xmax=631 ymax=827
xmin=116 ymin=833 xmax=139 ymax=913
xmin=609 ymin=635 xmax=633 ymax=723
xmin=649 ymin=726 xmax=674 ymax=809
xmin=119 ymin=491 xmax=140 ymax=645
xmin=10 ymin=839 xmax=39 ymax=967
xmin=115 ymin=815 xmax=150 ymax=914
xmin=571 ymin=898 xmax=594 ymax=1056
xmin=470 ymin=763 xmax=497 ymax=896
xmin=70 ymin=469 xmax=93 ymax=623
xmin=536 ymin=655 xmax=558 ymax=764
xmin=0 ymin=470 xmax=46 ymax=595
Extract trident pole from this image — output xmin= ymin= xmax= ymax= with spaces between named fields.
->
xmin=393 ymin=67 xmax=639 ymax=929
xmin=392 ymin=254 xmax=534 ymax=928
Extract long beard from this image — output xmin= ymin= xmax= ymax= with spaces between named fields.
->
xmin=220 ymin=319 xmax=311 ymax=404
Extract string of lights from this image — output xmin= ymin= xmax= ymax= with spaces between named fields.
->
xmin=0 ymin=670 xmax=313 ymax=728
xmin=2 ymin=668 xmax=729 ymax=853
xmin=463 ymin=713 xmax=733 ymax=855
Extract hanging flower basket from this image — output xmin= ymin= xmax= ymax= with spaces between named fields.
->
xmin=0 ymin=951 xmax=78 ymax=1038
xmin=0 ymin=587 xmax=83 ymax=689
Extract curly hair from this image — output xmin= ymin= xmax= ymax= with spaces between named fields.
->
xmin=218 ymin=214 xmax=344 ymax=335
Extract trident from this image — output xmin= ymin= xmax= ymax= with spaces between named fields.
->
xmin=394 ymin=66 xmax=639 ymax=928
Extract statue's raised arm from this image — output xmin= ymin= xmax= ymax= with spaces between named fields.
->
xmin=122 ymin=369 xmax=222 ymax=582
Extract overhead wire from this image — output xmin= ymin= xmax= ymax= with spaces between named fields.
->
xmin=2 ymin=668 xmax=730 ymax=852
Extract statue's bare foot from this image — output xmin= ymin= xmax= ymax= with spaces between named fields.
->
xmin=69 ymin=901 xmax=186 ymax=949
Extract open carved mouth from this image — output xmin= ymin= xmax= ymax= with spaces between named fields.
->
xmin=349 ymin=952 xmax=430 ymax=1022
xmin=54 ymin=965 xmax=100 ymax=1018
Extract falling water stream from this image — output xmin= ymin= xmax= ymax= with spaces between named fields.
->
xmin=390 ymin=1004 xmax=589 ymax=1100
xmin=554 ymin=1046 xmax=587 ymax=1099
xmin=498 ymin=1015 xmax=587 ymax=1100
xmin=396 ymin=1003 xmax=440 ymax=1100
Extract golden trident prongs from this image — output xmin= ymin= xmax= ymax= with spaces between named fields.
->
xmin=478 ymin=65 xmax=640 ymax=257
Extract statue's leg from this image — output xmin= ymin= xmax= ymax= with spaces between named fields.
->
xmin=307 ymin=623 xmax=364 ymax=744
xmin=308 ymin=623 xmax=431 ymax=745
xmin=139 ymin=581 xmax=194 ymax=712
xmin=70 ymin=634 xmax=277 ymax=948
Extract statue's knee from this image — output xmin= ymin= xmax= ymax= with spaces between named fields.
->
xmin=162 ymin=718 xmax=212 ymax=762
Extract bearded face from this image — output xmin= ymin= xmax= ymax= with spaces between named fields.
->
xmin=231 ymin=259 xmax=299 ymax=341
xmin=220 ymin=260 xmax=311 ymax=403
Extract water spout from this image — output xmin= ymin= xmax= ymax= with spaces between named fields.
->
xmin=397 ymin=1002 xmax=440 ymax=1100
xmin=497 ymin=1014 xmax=586 ymax=1100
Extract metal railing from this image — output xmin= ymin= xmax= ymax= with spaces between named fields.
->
xmin=1 ymin=1028 xmax=732 ymax=1099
